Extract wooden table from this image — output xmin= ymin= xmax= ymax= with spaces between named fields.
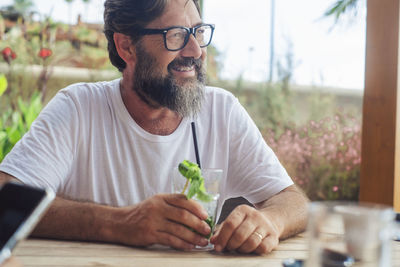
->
xmin=13 ymin=234 xmax=400 ymax=267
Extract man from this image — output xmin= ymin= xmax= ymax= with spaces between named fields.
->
xmin=0 ymin=0 xmax=308 ymax=254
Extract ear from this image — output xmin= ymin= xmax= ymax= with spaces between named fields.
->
xmin=113 ymin=33 xmax=137 ymax=66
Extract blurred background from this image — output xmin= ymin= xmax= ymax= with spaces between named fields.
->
xmin=0 ymin=0 xmax=365 ymax=201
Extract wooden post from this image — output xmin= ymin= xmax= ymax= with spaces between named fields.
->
xmin=359 ymin=0 xmax=400 ymax=211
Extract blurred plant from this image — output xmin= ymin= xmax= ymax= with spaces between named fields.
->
xmin=0 ymin=74 xmax=7 ymax=96
xmin=0 ymin=14 xmax=5 ymax=41
xmin=264 ymin=111 xmax=361 ymax=201
xmin=2 ymin=47 xmax=17 ymax=64
xmin=1 ymin=46 xmax=17 ymax=106
xmin=38 ymin=47 xmax=52 ymax=59
xmin=324 ymin=0 xmax=364 ymax=26
xmin=0 ymin=0 xmax=34 ymax=21
xmin=11 ymin=0 xmax=34 ymax=17
xmin=37 ymin=47 xmax=53 ymax=101
xmin=257 ymin=84 xmax=293 ymax=136
xmin=255 ymin=40 xmax=297 ymax=135
xmin=0 ymin=76 xmax=42 ymax=162
xmin=206 ymin=45 xmax=223 ymax=83
xmin=276 ymin=39 xmax=299 ymax=95
xmin=325 ymin=0 xmax=359 ymax=21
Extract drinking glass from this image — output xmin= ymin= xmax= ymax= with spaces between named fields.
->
xmin=306 ymin=201 xmax=397 ymax=267
xmin=172 ymin=168 xmax=222 ymax=251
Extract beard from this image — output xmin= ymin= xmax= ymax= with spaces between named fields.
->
xmin=131 ymin=43 xmax=206 ymax=118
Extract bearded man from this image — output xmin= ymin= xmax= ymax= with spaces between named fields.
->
xmin=0 ymin=0 xmax=308 ymax=254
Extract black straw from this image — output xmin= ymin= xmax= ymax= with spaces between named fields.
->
xmin=191 ymin=122 xmax=201 ymax=169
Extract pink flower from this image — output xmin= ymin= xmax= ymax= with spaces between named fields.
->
xmin=332 ymin=186 xmax=339 ymax=192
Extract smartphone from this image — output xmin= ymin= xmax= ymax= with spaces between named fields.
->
xmin=0 ymin=182 xmax=55 ymax=264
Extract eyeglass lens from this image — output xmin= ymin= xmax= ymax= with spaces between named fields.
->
xmin=165 ymin=25 xmax=213 ymax=50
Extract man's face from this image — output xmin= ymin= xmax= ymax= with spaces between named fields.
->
xmin=130 ymin=0 xmax=207 ymax=118
xmin=132 ymin=42 xmax=206 ymax=118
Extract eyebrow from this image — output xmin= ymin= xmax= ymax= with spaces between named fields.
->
xmin=166 ymin=22 xmax=204 ymax=29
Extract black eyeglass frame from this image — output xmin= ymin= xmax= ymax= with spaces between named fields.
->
xmin=138 ymin=23 xmax=215 ymax=51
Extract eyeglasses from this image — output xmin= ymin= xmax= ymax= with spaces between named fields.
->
xmin=138 ymin=24 xmax=215 ymax=51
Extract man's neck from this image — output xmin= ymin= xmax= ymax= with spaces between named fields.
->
xmin=119 ymin=79 xmax=182 ymax=136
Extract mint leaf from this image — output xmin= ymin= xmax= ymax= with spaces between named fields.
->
xmin=197 ymin=190 xmax=213 ymax=202
xmin=188 ymin=179 xmax=200 ymax=199
xmin=178 ymin=160 xmax=212 ymax=202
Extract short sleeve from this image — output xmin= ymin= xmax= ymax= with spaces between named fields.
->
xmin=0 ymin=90 xmax=79 ymax=192
xmin=226 ymin=99 xmax=293 ymax=204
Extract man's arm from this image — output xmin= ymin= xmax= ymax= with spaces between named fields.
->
xmin=254 ymin=184 xmax=309 ymax=240
xmin=210 ymin=184 xmax=309 ymax=254
xmin=0 ymin=171 xmax=212 ymax=250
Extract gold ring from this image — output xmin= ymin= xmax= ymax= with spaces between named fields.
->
xmin=252 ymin=231 xmax=263 ymax=240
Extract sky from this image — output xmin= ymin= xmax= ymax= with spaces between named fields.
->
xmin=1 ymin=0 xmax=366 ymax=90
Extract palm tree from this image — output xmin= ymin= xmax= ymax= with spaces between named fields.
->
xmin=325 ymin=0 xmax=362 ymax=23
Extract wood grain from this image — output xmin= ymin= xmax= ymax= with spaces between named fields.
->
xmin=360 ymin=0 xmax=400 ymax=210
xmin=12 ymin=235 xmax=400 ymax=267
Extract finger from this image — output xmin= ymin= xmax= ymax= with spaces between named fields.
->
xmin=210 ymin=210 xmax=246 ymax=252
xmin=165 ymin=194 xmax=209 ymax=220
xmin=161 ymin=219 xmax=209 ymax=247
xmin=163 ymin=204 xmax=211 ymax=237
xmin=225 ymin=219 xmax=256 ymax=251
xmin=254 ymin=234 xmax=279 ymax=255
xmin=156 ymin=231 xmax=196 ymax=251
xmin=237 ymin=228 xmax=265 ymax=253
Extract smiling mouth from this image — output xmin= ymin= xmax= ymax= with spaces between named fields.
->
xmin=171 ymin=65 xmax=195 ymax=72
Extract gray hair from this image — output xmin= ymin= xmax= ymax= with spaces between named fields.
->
xmin=103 ymin=0 xmax=201 ymax=72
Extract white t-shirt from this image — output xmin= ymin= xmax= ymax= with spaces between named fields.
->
xmin=0 ymin=79 xmax=293 ymax=216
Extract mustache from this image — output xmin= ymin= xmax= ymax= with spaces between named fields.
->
xmin=168 ymin=57 xmax=203 ymax=70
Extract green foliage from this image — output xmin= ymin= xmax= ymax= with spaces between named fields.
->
xmin=325 ymin=0 xmax=361 ymax=23
xmin=12 ymin=0 xmax=34 ymax=15
xmin=178 ymin=160 xmax=212 ymax=202
xmin=178 ymin=160 xmax=215 ymax=238
xmin=1 ymin=0 xmax=34 ymax=20
xmin=264 ymin=112 xmax=361 ymax=201
xmin=0 ymin=74 xmax=7 ymax=96
xmin=0 ymin=92 xmax=42 ymax=162
xmin=206 ymin=45 xmax=223 ymax=83
xmin=212 ymin=49 xmax=361 ymax=201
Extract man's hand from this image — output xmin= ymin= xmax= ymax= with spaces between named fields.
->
xmin=210 ymin=185 xmax=308 ymax=254
xmin=210 ymin=205 xmax=280 ymax=254
xmin=103 ymin=194 xmax=212 ymax=250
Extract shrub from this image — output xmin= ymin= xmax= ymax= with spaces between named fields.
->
xmin=264 ymin=111 xmax=361 ymax=201
xmin=0 ymin=76 xmax=42 ymax=162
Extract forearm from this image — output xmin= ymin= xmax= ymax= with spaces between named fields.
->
xmin=0 ymin=171 xmax=20 ymax=185
xmin=31 ymin=196 xmax=121 ymax=243
xmin=0 ymin=171 xmax=123 ymax=243
xmin=255 ymin=185 xmax=309 ymax=240
xmin=0 ymin=171 xmax=212 ymax=249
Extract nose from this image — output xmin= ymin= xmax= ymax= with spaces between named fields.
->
xmin=180 ymin=34 xmax=203 ymax=59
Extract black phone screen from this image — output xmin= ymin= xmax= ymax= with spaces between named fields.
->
xmin=0 ymin=183 xmax=47 ymax=249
